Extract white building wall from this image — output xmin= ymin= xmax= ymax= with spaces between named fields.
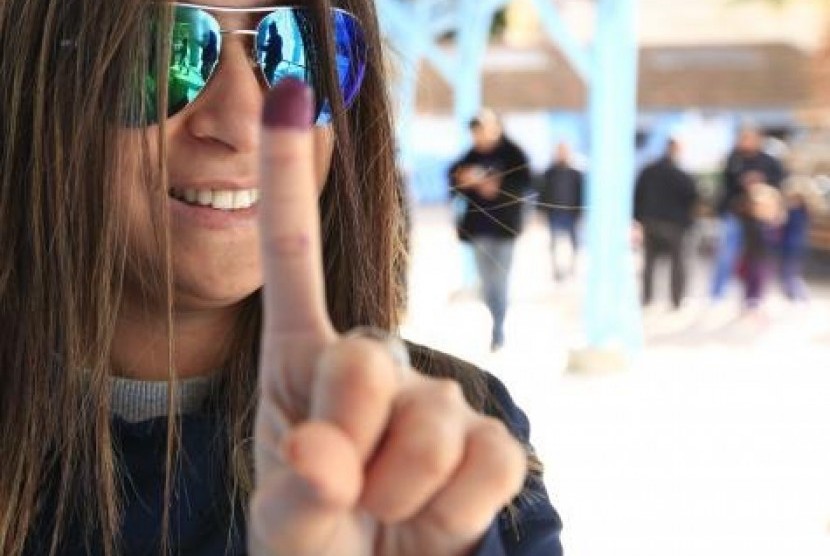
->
xmin=505 ymin=0 xmax=829 ymax=51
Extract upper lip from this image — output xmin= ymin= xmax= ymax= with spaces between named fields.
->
xmin=170 ymin=179 xmax=258 ymax=191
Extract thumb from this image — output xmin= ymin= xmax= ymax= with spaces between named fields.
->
xmin=250 ymin=421 xmax=362 ymax=555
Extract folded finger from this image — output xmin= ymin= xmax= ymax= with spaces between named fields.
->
xmin=417 ymin=417 xmax=527 ymax=538
xmin=250 ymin=421 xmax=362 ymax=554
xmin=360 ymin=379 xmax=469 ymax=524
xmin=311 ymin=336 xmax=403 ymax=461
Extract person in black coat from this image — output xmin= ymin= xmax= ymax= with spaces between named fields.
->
xmin=536 ymin=142 xmax=584 ymax=281
xmin=449 ymin=110 xmax=531 ymax=350
xmin=634 ymin=139 xmax=699 ymax=309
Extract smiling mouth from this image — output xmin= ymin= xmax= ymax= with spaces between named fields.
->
xmin=169 ymin=187 xmax=260 ymax=211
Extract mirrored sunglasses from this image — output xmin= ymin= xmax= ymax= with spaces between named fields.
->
xmin=135 ymin=3 xmax=368 ymax=126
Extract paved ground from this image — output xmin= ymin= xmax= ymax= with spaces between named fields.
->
xmin=402 ymin=205 xmax=830 ymax=556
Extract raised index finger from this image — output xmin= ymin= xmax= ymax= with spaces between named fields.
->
xmin=259 ymin=79 xmax=333 ymax=341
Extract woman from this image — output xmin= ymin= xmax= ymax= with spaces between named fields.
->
xmin=0 ymin=1 xmax=562 ymax=555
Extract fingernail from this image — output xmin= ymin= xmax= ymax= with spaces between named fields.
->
xmin=263 ymin=78 xmax=314 ymax=129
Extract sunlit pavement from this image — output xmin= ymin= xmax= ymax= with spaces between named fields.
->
xmin=402 ymin=205 xmax=830 ymax=556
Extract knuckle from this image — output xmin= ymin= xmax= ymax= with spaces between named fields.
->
xmin=338 ymin=337 xmax=397 ymax=372
xmin=425 ymin=502 xmax=471 ymax=535
xmin=430 ymin=378 xmax=466 ymax=408
xmin=399 ymin=424 xmax=457 ymax=479
xmin=471 ymin=419 xmax=527 ymax=494
xmin=262 ymin=232 xmax=312 ymax=258
xmin=475 ymin=416 xmax=513 ymax=441
xmin=322 ymin=340 xmax=396 ymax=391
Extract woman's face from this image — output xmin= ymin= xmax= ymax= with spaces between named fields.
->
xmin=123 ymin=0 xmax=335 ymax=311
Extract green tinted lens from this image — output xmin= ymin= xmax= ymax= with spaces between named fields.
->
xmin=167 ymin=7 xmax=221 ymax=117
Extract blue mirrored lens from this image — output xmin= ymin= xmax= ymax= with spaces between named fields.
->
xmin=256 ymin=10 xmax=313 ymax=91
xmin=256 ymin=9 xmax=367 ymax=125
xmin=332 ymin=10 xmax=367 ymax=109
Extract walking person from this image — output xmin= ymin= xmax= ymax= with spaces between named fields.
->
xmin=0 ymin=3 xmax=563 ymax=556
xmin=536 ymin=141 xmax=584 ymax=281
xmin=634 ymin=139 xmax=699 ymax=310
xmin=263 ymin=22 xmax=284 ymax=82
xmin=449 ymin=109 xmax=531 ymax=351
xmin=779 ymin=176 xmax=827 ymax=301
xmin=710 ymin=126 xmax=786 ymax=301
xmin=733 ymin=171 xmax=786 ymax=309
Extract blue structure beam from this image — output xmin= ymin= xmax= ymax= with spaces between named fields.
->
xmin=528 ymin=0 xmax=592 ymax=83
xmin=375 ymin=0 xmax=455 ymax=83
xmin=584 ymin=0 xmax=641 ymax=349
xmin=453 ymin=0 xmax=494 ymax=127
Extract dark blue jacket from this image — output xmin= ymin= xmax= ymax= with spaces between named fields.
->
xmin=28 ymin=359 xmax=562 ymax=555
xmin=449 ymin=137 xmax=531 ymax=242
xmin=536 ymin=163 xmax=584 ymax=218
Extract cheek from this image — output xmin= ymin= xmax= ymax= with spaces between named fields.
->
xmin=313 ymin=127 xmax=335 ymax=194
xmin=117 ymin=130 xmax=156 ymax=237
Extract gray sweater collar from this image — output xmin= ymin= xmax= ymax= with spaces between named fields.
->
xmin=110 ymin=376 xmax=213 ymax=423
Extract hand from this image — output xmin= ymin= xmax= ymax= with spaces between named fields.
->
xmin=630 ymin=221 xmax=644 ymax=249
xmin=454 ymin=166 xmax=486 ymax=189
xmin=476 ymin=178 xmax=501 ymax=201
xmin=249 ymin=80 xmax=527 ymax=556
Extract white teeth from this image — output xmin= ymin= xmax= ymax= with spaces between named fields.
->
xmin=197 ymin=189 xmax=213 ymax=206
xmin=171 ymin=187 xmax=260 ymax=211
xmin=212 ymin=190 xmax=233 ymax=210
xmin=233 ymin=190 xmax=252 ymax=210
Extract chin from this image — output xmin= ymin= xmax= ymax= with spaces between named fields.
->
xmin=169 ymin=234 xmax=263 ymax=306
xmin=171 ymin=258 xmax=263 ymax=312
xmin=172 ymin=279 xmax=261 ymax=312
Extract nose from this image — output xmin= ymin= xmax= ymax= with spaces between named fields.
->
xmin=182 ymin=37 xmax=263 ymax=153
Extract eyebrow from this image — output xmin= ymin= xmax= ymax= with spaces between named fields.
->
xmin=174 ymin=3 xmax=288 ymax=12
xmin=173 ymin=2 xmax=346 ymax=13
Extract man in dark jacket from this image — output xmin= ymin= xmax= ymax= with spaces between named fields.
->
xmin=710 ymin=126 xmax=786 ymax=300
xmin=536 ymin=142 xmax=584 ymax=281
xmin=634 ymin=139 xmax=699 ymax=309
xmin=449 ymin=110 xmax=530 ymax=351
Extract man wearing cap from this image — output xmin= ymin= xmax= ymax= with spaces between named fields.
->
xmin=449 ymin=110 xmax=531 ymax=351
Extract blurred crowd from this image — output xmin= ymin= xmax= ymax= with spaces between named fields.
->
xmin=447 ymin=110 xmax=830 ymax=349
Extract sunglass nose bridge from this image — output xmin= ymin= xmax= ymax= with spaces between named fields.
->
xmin=216 ymin=29 xmax=260 ymax=69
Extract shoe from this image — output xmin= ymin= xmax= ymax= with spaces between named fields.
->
xmin=490 ymin=331 xmax=504 ymax=352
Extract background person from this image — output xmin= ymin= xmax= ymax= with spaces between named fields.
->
xmin=634 ymin=139 xmax=699 ymax=309
xmin=449 ymin=109 xmax=531 ymax=351
xmin=536 ymin=141 xmax=584 ymax=282
xmin=778 ymin=175 xmax=827 ymax=301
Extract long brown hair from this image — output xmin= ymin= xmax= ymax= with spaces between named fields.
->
xmin=0 ymin=1 xmax=537 ymax=554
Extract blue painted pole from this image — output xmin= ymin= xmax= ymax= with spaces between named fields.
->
xmin=585 ymin=0 xmax=642 ymax=350
xmin=392 ymin=24 xmax=424 ymax=174
xmin=529 ymin=0 xmax=591 ymax=82
xmin=454 ymin=0 xmax=488 ymax=129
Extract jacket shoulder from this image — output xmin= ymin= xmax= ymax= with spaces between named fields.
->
xmin=405 ymin=342 xmax=530 ymax=442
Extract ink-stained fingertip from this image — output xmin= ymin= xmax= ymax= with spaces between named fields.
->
xmin=262 ymin=78 xmax=314 ymax=129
